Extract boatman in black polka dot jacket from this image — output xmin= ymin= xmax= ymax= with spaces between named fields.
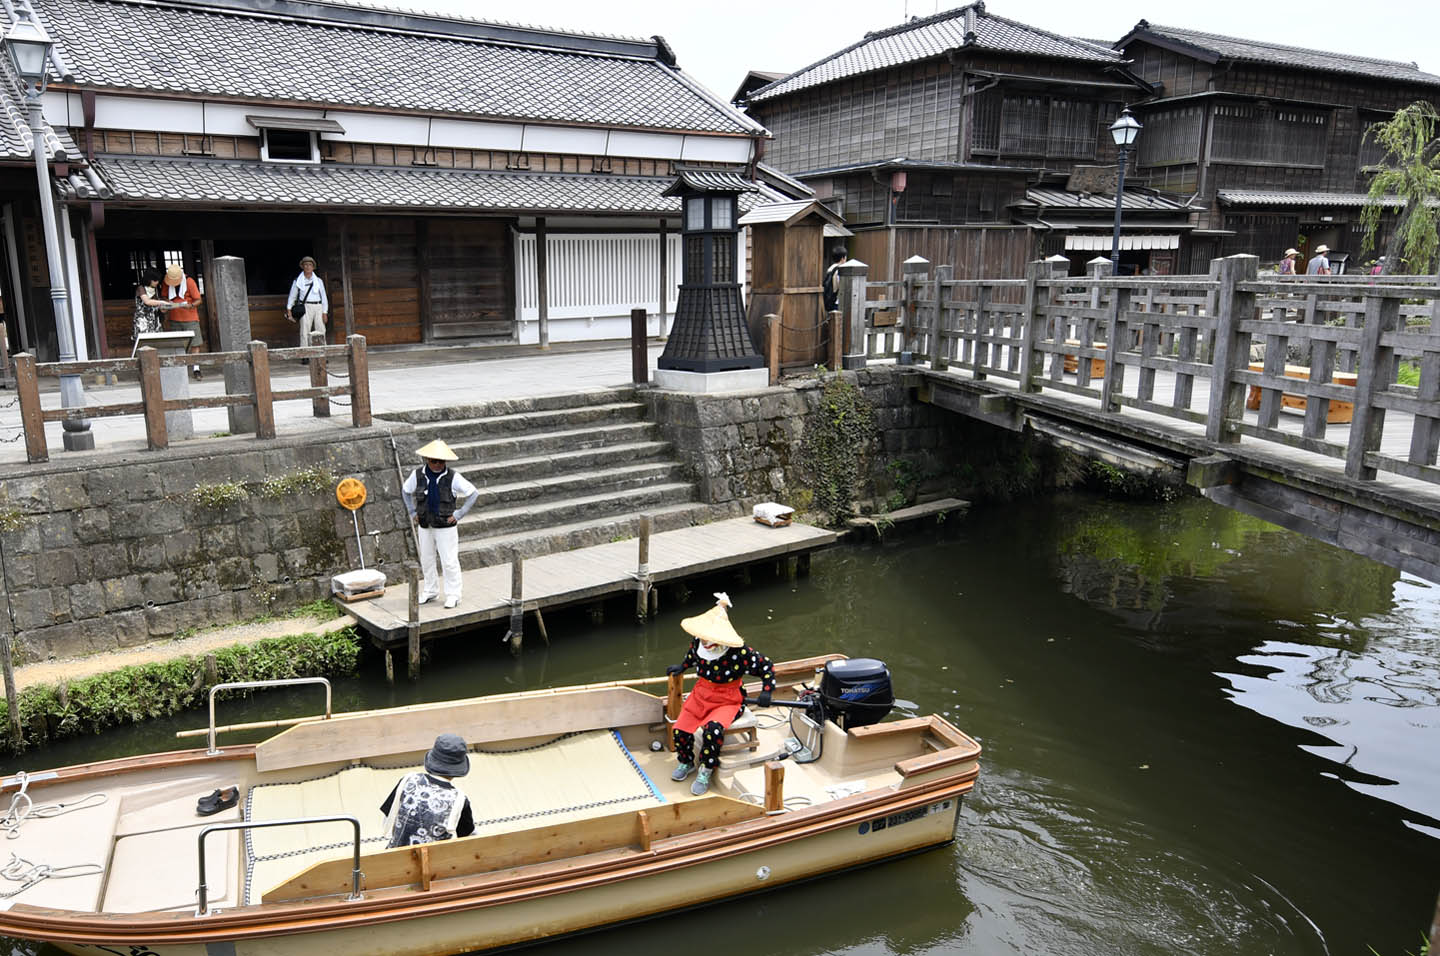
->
xmin=667 ymin=592 xmax=776 ymax=796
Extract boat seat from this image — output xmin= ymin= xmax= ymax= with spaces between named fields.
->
xmin=0 ymin=788 xmax=120 ymax=913
xmin=720 ymin=708 xmax=760 ymax=754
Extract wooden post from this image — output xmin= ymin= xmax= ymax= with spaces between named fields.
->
xmin=766 ymin=313 xmax=781 ymax=385
xmin=839 ymin=260 xmax=869 ymax=370
xmin=13 ymin=353 xmax=45 ymax=462
xmin=664 ymin=671 xmax=683 ymax=752
xmin=417 ymin=220 xmax=433 ymax=344
xmin=631 ymin=308 xmax=648 ymax=385
xmin=533 ymin=607 xmax=550 ymax=647
xmin=136 ymin=346 xmax=168 ymax=451
xmin=1099 ymin=285 xmax=1131 ymax=414
xmin=0 ymin=609 xmax=21 ymax=745
xmin=536 ymin=217 xmax=550 ymax=350
xmin=900 ymin=255 xmax=929 ymax=357
xmin=1204 ymin=254 xmax=1259 ymax=444
xmin=1345 ymin=292 xmax=1401 ymax=481
xmin=407 ymin=564 xmax=422 ymax=679
xmin=636 ymin=809 xmax=653 ymax=852
xmin=204 ymin=653 xmax=218 ymax=687
xmin=1429 ymin=883 xmax=1440 ymax=956
xmin=0 ymin=321 xmax=11 ymax=389
xmin=508 ymin=552 xmax=524 ymax=652
xmin=339 ymin=219 xmax=356 ymax=338
xmin=658 ymin=219 xmax=669 ymax=340
xmin=249 ymin=341 xmax=276 ymax=439
xmin=828 ymin=310 xmax=843 ymax=371
xmin=347 ymin=334 xmax=371 ymax=428
xmin=309 ymin=330 xmax=330 ymax=418
xmin=636 ymin=514 xmax=652 ymax=622
xmin=1018 ymin=261 xmax=1047 ymax=394
xmin=929 ymin=264 xmax=952 ymax=369
xmin=764 ymin=761 xmax=785 ymax=812
xmin=383 ymin=647 xmax=394 ymax=685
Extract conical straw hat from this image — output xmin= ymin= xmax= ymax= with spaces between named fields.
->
xmin=681 ymin=592 xmax=743 ymax=647
xmin=416 ymin=439 xmax=458 ymax=461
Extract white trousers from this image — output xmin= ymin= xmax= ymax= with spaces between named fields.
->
xmin=300 ymin=303 xmax=326 ymax=346
xmin=417 ymin=525 xmax=462 ymax=599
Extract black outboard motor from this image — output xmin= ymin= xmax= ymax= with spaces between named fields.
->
xmin=819 ymin=658 xmax=893 ymax=729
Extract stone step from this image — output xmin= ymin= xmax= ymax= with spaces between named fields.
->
xmin=411 ymin=402 xmax=649 ymax=444
xmin=458 ymin=482 xmax=698 ymax=539
xmin=456 ymin=440 xmax=678 ymax=487
xmin=455 ymin=502 xmax=714 ymax=570
xmin=449 ymin=421 xmax=659 ymax=462
xmin=470 ymin=462 xmax=685 ymax=507
xmin=380 ymin=386 xmax=637 ymax=425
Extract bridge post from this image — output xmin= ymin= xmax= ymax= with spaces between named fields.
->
xmin=901 ymin=255 xmax=929 ymax=360
xmin=1344 ymin=292 xmax=1401 ymax=480
xmin=1085 ymin=258 xmax=1112 ymax=391
xmin=1205 ymin=254 xmax=1259 ymax=444
xmin=839 ymin=260 xmax=869 ymax=370
xmin=1019 ymin=261 xmax=1046 ymax=393
xmin=929 ymin=264 xmax=953 ymax=370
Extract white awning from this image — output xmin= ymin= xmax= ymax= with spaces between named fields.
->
xmin=1064 ymin=234 xmax=1179 ymax=251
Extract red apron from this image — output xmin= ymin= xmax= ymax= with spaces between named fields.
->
xmin=674 ymin=677 xmax=743 ymax=734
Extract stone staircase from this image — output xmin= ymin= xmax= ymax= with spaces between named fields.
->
xmin=381 ymin=387 xmax=712 ymax=570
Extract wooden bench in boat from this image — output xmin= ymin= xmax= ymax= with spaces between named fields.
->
xmin=1245 ymin=363 xmax=1357 ymax=423
xmin=1 ymin=789 xmax=120 ymax=912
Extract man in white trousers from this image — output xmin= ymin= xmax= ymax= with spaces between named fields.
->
xmin=401 ymin=439 xmax=479 ymax=609
xmin=286 ymin=256 xmax=330 ymax=358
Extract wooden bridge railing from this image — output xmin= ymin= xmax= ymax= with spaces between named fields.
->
xmin=839 ymin=253 xmax=1440 ymax=488
xmin=11 ymin=334 xmax=371 ymax=463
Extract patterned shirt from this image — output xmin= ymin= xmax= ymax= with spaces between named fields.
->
xmin=379 ymin=772 xmax=475 ymax=848
xmin=679 ymin=639 xmax=776 ymax=691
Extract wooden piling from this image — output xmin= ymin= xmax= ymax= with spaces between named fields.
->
xmin=534 ymin=607 xmax=550 ymax=647
xmin=828 ymin=310 xmax=843 ymax=371
xmin=136 ymin=346 xmax=168 ymax=451
xmin=347 ymin=335 xmax=371 ymax=428
xmin=407 ymin=564 xmax=421 ymax=679
xmin=636 ymin=514 xmax=652 ymax=622
xmin=384 ymin=647 xmax=394 ymax=685
xmin=764 ymin=761 xmax=785 ymax=812
xmin=508 ymin=552 xmax=524 ymax=652
xmin=13 ymin=353 xmax=45 ymax=463
xmin=0 ymin=610 xmax=21 ymax=745
xmin=249 ymin=341 xmax=276 ymax=439
xmin=309 ymin=331 xmax=330 ymax=418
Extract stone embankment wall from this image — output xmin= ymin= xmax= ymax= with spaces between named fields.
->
xmin=640 ymin=367 xmax=963 ymax=510
xmin=0 ymin=428 xmax=414 ymax=663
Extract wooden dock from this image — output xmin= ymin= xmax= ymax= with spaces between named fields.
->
xmin=341 ymin=516 xmax=838 ymax=645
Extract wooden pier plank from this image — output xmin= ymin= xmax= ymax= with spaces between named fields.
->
xmin=343 ymin=517 xmax=837 ymax=643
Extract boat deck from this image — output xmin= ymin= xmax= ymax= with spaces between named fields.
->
xmin=343 ymin=517 xmax=838 ymax=643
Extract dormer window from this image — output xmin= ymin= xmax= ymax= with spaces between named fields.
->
xmin=247 ymin=114 xmax=344 ymax=165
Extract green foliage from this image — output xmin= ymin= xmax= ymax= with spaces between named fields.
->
xmin=1361 ymin=101 xmax=1440 ymax=273
xmin=797 ymin=376 xmax=879 ymax=525
xmin=2 ymin=627 xmax=362 ymax=754
xmin=1368 ymin=933 xmax=1430 ymax=956
xmin=188 ymin=480 xmax=246 ymax=509
xmin=1085 ymin=460 xmax=1180 ymax=502
xmin=1396 ymin=361 xmax=1421 ymax=387
xmin=288 ymin=598 xmax=341 ymax=621
xmin=258 ymin=466 xmax=336 ymax=499
xmin=0 ymin=505 xmax=24 ymax=533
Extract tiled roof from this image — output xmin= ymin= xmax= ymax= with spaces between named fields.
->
xmin=750 ymin=2 xmax=1121 ymax=102
xmin=1020 ymin=187 xmax=1192 ymax=211
xmin=1218 ymin=190 xmax=1405 ymax=207
xmin=68 ymin=156 xmax=787 ymax=214
xmin=661 ymin=168 xmax=759 ymax=195
xmin=0 ymin=58 xmax=74 ymax=162
xmin=1126 ymin=22 xmax=1440 ymax=88
xmin=25 ymin=0 xmax=762 ymax=134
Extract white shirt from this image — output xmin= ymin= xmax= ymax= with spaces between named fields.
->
xmin=402 ymin=466 xmax=479 ymax=520
xmin=287 ymin=272 xmax=329 ymax=312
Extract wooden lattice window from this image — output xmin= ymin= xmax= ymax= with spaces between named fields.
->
xmin=1212 ymin=103 xmax=1329 ymax=166
xmin=1138 ymin=106 xmax=1204 ymax=166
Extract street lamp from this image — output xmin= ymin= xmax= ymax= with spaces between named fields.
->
xmin=1108 ymin=108 xmax=1143 ymax=274
xmin=5 ymin=14 xmax=92 ymax=450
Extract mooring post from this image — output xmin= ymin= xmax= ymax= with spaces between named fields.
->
xmin=0 ymin=613 xmax=21 ymax=745
xmin=636 ymin=514 xmax=652 ymax=622
xmin=384 ymin=648 xmax=394 ymax=686
xmin=533 ymin=607 xmax=550 ymax=647
xmin=507 ymin=552 xmax=524 ymax=653
xmin=764 ymin=761 xmax=786 ymax=813
xmin=407 ymin=564 xmax=421 ymax=679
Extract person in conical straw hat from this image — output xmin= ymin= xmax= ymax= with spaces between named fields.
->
xmin=666 ymin=592 xmax=775 ymax=796
xmin=401 ymin=438 xmax=479 ymax=609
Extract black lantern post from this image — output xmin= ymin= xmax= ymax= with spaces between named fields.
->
xmin=656 ymin=170 xmax=763 ymax=372
xmin=1108 ymin=108 xmax=1143 ymax=273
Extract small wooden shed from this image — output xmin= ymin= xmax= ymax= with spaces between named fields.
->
xmin=741 ymin=200 xmax=851 ymax=370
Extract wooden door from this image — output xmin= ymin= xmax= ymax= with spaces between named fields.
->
xmin=425 ymin=218 xmax=513 ymax=341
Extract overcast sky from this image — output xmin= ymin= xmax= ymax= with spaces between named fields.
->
xmin=357 ymin=0 xmax=1440 ymax=104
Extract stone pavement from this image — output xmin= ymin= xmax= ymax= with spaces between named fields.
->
xmin=0 ymin=340 xmax=665 ymax=469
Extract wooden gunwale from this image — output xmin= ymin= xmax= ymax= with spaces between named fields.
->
xmin=0 ymin=772 xmax=977 ymax=944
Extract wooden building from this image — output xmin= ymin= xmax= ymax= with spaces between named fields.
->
xmin=740 ymin=1 xmax=1172 ymax=279
xmin=8 ymin=0 xmax=789 ymax=359
xmin=1115 ymin=21 xmax=1440 ymax=273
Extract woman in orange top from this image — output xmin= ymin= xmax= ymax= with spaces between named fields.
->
xmin=160 ymin=263 xmax=205 ymax=378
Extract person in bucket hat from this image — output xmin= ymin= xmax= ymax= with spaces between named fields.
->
xmin=379 ymin=733 xmax=475 ymax=848
xmin=1306 ymin=244 xmax=1332 ymax=276
xmin=401 ymin=438 xmax=479 ymax=608
xmin=666 ymin=593 xmax=776 ymax=796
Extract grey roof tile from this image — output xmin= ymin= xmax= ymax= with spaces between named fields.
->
xmin=1217 ymin=190 xmax=1406 ymax=207
xmin=661 ymin=168 xmax=759 ymax=195
xmin=751 ymin=2 xmax=1120 ymax=102
xmin=1021 ymin=187 xmax=1192 ymax=211
xmin=1131 ymin=23 xmax=1440 ymax=87
xmin=74 ymin=156 xmax=787 ymax=213
xmin=0 ymin=57 xmax=74 ymax=162
xmin=27 ymin=0 xmax=760 ymax=134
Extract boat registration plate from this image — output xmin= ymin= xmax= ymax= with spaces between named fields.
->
xmin=862 ymin=799 xmax=953 ymax=834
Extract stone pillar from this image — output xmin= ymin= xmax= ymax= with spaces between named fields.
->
xmin=213 ymin=255 xmax=256 ymax=434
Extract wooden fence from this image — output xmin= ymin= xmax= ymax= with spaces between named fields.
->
xmin=12 ymin=334 xmax=372 ymax=463
xmin=836 ymin=254 xmax=1440 ymax=487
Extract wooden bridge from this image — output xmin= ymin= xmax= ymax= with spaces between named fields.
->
xmin=835 ymin=254 xmax=1440 ymax=583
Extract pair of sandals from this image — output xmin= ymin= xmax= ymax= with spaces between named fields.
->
xmin=196 ymin=786 xmax=239 ymax=816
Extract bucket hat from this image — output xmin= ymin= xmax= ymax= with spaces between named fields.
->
xmin=1284 ymin=248 xmax=1298 ymax=257
xmin=1315 ymin=244 xmax=1330 ymax=254
xmin=299 ymin=255 xmax=317 ymax=267
xmin=416 ymin=439 xmax=458 ymax=461
xmin=424 ymin=733 xmax=470 ymax=776
xmin=681 ymin=592 xmax=744 ymax=647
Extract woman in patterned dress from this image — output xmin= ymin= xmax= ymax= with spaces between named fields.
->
xmin=379 ymin=733 xmax=476 ymax=847
xmin=131 ymin=270 xmax=169 ymax=349
xmin=667 ymin=593 xmax=775 ymax=796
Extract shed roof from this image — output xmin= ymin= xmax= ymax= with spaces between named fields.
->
xmin=23 ymin=0 xmax=764 ymax=134
xmin=1019 ymin=187 xmax=1193 ymax=212
xmin=661 ymin=168 xmax=759 ymax=196
xmin=68 ymin=156 xmax=788 ymax=214
xmin=738 ymin=199 xmax=848 ymax=229
xmin=1119 ymin=21 xmax=1440 ymax=88
xmin=750 ymin=1 xmax=1122 ymax=103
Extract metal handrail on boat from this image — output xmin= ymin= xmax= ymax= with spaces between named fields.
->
xmin=196 ymin=815 xmax=363 ymax=915
xmin=207 ymin=678 xmax=332 ymax=755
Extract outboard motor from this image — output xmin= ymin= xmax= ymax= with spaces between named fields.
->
xmin=819 ymin=658 xmax=893 ymax=729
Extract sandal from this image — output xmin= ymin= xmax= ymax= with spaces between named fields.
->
xmin=197 ymin=786 xmax=239 ymax=816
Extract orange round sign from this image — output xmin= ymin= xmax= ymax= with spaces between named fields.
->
xmin=336 ymin=477 xmax=367 ymax=511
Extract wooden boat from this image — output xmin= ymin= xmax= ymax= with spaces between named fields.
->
xmin=0 ymin=654 xmax=980 ymax=956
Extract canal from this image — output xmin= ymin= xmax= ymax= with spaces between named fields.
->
xmin=5 ymin=491 xmax=1438 ymax=956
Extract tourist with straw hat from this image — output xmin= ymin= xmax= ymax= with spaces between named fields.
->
xmin=401 ymin=438 xmax=479 ymax=609
xmin=379 ymin=733 xmax=476 ymax=848
xmin=1306 ymin=244 xmax=1332 ymax=275
xmin=1279 ymin=248 xmax=1299 ymax=276
xmin=666 ymin=592 xmax=776 ymax=796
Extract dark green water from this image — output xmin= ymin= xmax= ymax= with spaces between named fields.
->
xmin=5 ymin=492 xmax=1439 ymax=956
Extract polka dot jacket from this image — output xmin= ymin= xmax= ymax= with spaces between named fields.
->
xmin=678 ymin=640 xmax=776 ymax=691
